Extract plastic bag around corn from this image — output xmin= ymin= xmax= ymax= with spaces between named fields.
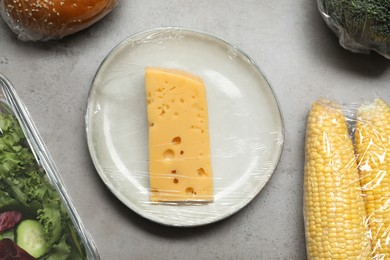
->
xmin=0 ymin=0 xmax=118 ymax=41
xmin=304 ymin=97 xmax=390 ymax=259
xmin=316 ymin=0 xmax=390 ymax=59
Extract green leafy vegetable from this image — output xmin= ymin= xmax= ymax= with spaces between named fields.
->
xmin=0 ymin=189 xmax=18 ymax=209
xmin=0 ymin=111 xmax=87 ymax=259
xmin=321 ymin=0 xmax=390 ymax=50
xmin=37 ymin=206 xmax=62 ymax=245
xmin=41 ymin=235 xmax=72 ymax=260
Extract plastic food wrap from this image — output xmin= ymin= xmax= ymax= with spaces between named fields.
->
xmin=85 ymin=28 xmax=284 ymax=227
xmin=304 ymin=98 xmax=390 ymax=259
xmin=0 ymin=0 xmax=118 ymax=41
xmin=0 ymin=74 xmax=99 ymax=259
xmin=316 ymin=0 xmax=390 ymax=58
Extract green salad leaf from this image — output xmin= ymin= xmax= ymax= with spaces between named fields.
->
xmin=0 ymin=111 xmax=87 ymax=259
xmin=41 ymin=235 xmax=72 ymax=260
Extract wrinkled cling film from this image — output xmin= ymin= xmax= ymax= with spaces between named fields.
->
xmin=0 ymin=0 xmax=118 ymax=41
xmin=304 ymin=97 xmax=390 ymax=259
xmin=85 ymin=28 xmax=285 ymax=227
xmin=0 ymin=74 xmax=99 ymax=259
xmin=316 ymin=0 xmax=390 ymax=59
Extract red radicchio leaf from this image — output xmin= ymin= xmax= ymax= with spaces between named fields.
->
xmin=0 ymin=211 xmax=22 ymax=232
xmin=0 ymin=238 xmax=35 ymax=259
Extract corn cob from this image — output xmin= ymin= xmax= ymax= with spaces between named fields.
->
xmin=355 ymin=99 xmax=390 ymax=259
xmin=304 ymin=98 xmax=370 ymax=259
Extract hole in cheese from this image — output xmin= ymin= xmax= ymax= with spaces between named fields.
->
xmin=163 ymin=149 xmax=175 ymax=160
xmin=180 ymin=150 xmax=184 ymax=155
xmin=173 ymin=178 xmax=179 ymax=184
xmin=171 ymin=170 xmax=176 ymax=174
xmin=172 ymin=137 xmax=181 ymax=145
xmin=197 ymin=168 xmax=206 ymax=177
xmin=185 ymin=187 xmax=195 ymax=195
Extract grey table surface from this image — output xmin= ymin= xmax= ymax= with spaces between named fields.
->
xmin=0 ymin=1 xmax=389 ymax=259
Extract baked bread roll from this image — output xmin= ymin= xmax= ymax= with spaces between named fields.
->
xmin=1 ymin=0 xmax=118 ymax=41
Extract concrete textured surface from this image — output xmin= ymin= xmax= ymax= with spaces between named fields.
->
xmin=0 ymin=1 xmax=389 ymax=259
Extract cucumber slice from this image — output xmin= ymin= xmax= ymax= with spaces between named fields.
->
xmin=16 ymin=220 xmax=49 ymax=258
xmin=0 ymin=229 xmax=14 ymax=240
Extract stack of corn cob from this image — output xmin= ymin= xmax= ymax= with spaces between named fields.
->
xmin=304 ymin=98 xmax=390 ymax=259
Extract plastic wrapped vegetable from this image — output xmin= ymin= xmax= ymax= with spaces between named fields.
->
xmin=0 ymin=0 xmax=118 ymax=41
xmin=355 ymin=99 xmax=390 ymax=259
xmin=304 ymin=98 xmax=390 ymax=259
xmin=303 ymin=98 xmax=371 ymax=259
xmin=316 ymin=0 xmax=390 ymax=58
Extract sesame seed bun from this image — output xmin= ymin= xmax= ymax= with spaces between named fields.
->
xmin=2 ymin=0 xmax=118 ymax=40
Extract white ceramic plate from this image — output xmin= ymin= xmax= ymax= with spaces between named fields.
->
xmin=86 ymin=28 xmax=284 ymax=227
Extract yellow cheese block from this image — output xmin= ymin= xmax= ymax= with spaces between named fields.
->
xmin=145 ymin=67 xmax=214 ymax=202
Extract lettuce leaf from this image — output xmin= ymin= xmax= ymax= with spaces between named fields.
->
xmin=41 ymin=235 xmax=71 ymax=260
xmin=37 ymin=206 xmax=62 ymax=245
xmin=0 ymin=112 xmax=87 ymax=259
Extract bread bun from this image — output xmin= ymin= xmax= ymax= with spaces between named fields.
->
xmin=1 ymin=0 xmax=118 ymax=41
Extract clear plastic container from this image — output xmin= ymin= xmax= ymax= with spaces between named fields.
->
xmin=0 ymin=74 xmax=99 ymax=259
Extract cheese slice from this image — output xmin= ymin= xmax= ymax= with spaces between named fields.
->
xmin=145 ymin=67 xmax=214 ymax=202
